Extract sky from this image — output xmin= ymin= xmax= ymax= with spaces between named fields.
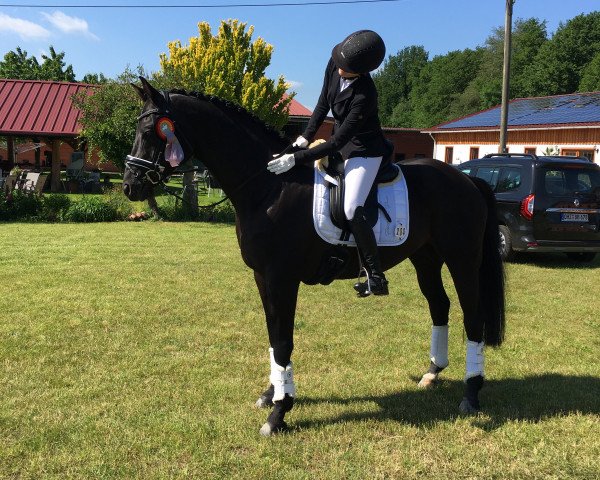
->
xmin=0 ymin=1 xmax=598 ymax=109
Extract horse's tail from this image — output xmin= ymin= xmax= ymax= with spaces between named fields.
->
xmin=470 ymin=177 xmax=506 ymax=347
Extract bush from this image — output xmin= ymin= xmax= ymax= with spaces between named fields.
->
xmin=63 ymin=196 xmax=120 ymax=222
xmin=156 ymin=195 xmax=236 ymax=223
xmin=0 ymin=190 xmax=42 ymax=221
xmin=200 ymin=200 xmax=236 ymax=223
xmin=103 ymin=186 xmax=133 ymax=219
xmin=41 ymin=194 xmax=71 ymax=222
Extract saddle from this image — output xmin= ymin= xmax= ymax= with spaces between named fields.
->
xmin=323 ymin=150 xmax=399 ymax=241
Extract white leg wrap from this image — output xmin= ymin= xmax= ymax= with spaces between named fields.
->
xmin=430 ymin=325 xmax=449 ymax=369
xmin=465 ymin=340 xmax=485 ymax=380
xmin=269 ymin=348 xmax=296 ymax=402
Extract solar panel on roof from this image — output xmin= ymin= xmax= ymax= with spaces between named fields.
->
xmin=438 ymin=92 xmax=600 ymax=129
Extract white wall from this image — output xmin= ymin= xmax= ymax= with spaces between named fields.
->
xmin=433 ymin=143 xmax=598 ymax=164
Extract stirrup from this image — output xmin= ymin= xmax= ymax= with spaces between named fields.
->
xmin=354 ymin=275 xmax=389 ymax=297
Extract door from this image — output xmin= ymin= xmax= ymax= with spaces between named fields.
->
xmin=533 ymin=164 xmax=600 ymax=242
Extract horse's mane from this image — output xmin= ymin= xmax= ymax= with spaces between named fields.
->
xmin=170 ymin=89 xmax=289 ymax=147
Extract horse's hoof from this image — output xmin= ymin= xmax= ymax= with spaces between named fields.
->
xmin=255 ymin=396 xmax=274 ymax=409
xmin=259 ymin=421 xmax=288 ymax=437
xmin=459 ymin=397 xmax=481 ymax=415
xmin=418 ymin=372 xmax=438 ymax=389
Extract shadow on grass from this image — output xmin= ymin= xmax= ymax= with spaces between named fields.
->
xmin=508 ymin=252 xmax=599 ymax=269
xmin=294 ymin=374 xmax=600 ymax=431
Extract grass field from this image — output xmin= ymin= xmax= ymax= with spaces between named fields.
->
xmin=0 ymin=222 xmax=599 ymax=479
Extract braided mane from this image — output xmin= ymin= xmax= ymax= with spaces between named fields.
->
xmin=170 ymin=89 xmax=289 ymax=146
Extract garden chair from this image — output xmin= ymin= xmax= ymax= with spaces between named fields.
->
xmin=31 ymin=174 xmax=48 ymax=195
xmin=2 ymin=175 xmax=17 ymax=195
xmin=66 ymin=157 xmax=85 ymax=181
xmin=193 ymin=169 xmax=208 ymax=195
xmin=81 ymin=171 xmax=101 ymax=194
xmin=21 ymin=172 xmax=41 ymax=192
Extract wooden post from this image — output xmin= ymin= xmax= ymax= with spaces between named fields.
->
xmin=499 ymin=0 xmax=515 ymax=153
xmin=34 ymin=138 xmax=41 ymax=169
xmin=51 ymin=138 xmax=61 ymax=192
xmin=7 ymin=136 xmax=15 ymax=165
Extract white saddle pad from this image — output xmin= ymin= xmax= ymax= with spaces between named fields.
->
xmin=313 ymin=163 xmax=410 ymax=246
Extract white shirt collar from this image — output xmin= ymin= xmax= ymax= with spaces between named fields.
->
xmin=339 ymin=76 xmax=357 ymax=92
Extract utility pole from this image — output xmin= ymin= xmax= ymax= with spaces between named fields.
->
xmin=499 ymin=0 xmax=515 ymax=153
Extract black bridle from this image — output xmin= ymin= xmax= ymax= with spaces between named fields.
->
xmin=125 ymin=90 xmax=191 ymax=186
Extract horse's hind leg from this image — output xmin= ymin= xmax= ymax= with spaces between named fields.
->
xmin=444 ymin=255 xmax=485 ymax=414
xmin=253 ymin=270 xmax=299 ymax=436
xmin=410 ymin=245 xmax=451 ymax=388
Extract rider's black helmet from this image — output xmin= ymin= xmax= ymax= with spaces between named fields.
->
xmin=331 ymin=30 xmax=386 ymax=74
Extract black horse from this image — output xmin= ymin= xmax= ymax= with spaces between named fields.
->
xmin=123 ymin=78 xmax=505 ymax=436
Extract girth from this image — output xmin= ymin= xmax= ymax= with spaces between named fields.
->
xmin=324 ymin=152 xmax=398 ymax=241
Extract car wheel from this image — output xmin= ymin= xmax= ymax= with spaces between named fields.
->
xmin=498 ymin=225 xmax=514 ymax=261
xmin=565 ymin=252 xmax=597 ymax=262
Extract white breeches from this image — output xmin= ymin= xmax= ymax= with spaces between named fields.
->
xmin=343 ymin=156 xmax=383 ymax=220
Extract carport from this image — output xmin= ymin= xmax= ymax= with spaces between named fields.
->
xmin=0 ymin=79 xmax=93 ymax=192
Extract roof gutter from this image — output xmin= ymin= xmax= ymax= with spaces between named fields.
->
xmin=428 ymin=132 xmax=437 ymax=159
xmin=423 ymin=124 xmax=600 ymax=134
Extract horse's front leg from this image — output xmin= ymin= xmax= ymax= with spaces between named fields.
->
xmin=253 ymin=270 xmax=300 ymax=436
xmin=410 ymin=249 xmax=451 ymax=388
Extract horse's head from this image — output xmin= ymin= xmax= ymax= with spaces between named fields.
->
xmin=123 ymin=77 xmax=186 ymax=201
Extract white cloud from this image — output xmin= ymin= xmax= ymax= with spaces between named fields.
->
xmin=41 ymin=11 xmax=99 ymax=40
xmin=287 ymin=80 xmax=303 ymax=90
xmin=0 ymin=13 xmax=51 ymax=40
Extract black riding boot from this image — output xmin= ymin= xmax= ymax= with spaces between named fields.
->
xmin=349 ymin=206 xmax=389 ymax=297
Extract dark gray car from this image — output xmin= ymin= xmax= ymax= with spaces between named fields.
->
xmin=457 ymin=153 xmax=600 ymax=261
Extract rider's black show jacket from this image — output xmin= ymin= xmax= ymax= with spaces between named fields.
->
xmin=294 ymin=57 xmax=390 ymax=165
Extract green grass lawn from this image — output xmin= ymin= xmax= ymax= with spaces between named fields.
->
xmin=0 ymin=223 xmax=598 ymax=479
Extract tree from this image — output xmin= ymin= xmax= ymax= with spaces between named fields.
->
xmin=158 ymin=19 xmax=292 ymax=129
xmin=81 ymin=72 xmax=108 ymax=84
xmin=73 ymin=66 xmax=146 ymax=170
xmin=522 ymin=12 xmax=600 ymax=96
xmin=74 ymin=20 xmax=291 ymax=170
xmin=0 ymin=45 xmax=76 ymax=81
xmin=0 ymin=47 xmax=40 ymax=79
xmin=373 ymin=46 xmax=428 ymax=126
xmin=509 ymin=18 xmax=548 ymax=98
xmin=409 ymin=49 xmax=483 ymax=128
xmin=39 ymin=46 xmax=75 ymax=82
xmin=459 ymin=18 xmax=547 ymax=112
xmin=578 ymin=52 xmax=600 ymax=91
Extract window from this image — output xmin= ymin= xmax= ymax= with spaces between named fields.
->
xmin=475 ymin=166 xmax=500 ymax=190
xmin=469 ymin=147 xmax=479 ymax=160
xmin=524 ymin=147 xmax=536 ymax=155
xmin=496 ymin=167 xmax=522 ymax=193
xmin=541 ymin=167 xmax=600 ymax=196
xmin=561 ymin=149 xmax=594 ymax=161
xmin=444 ymin=147 xmax=453 ymax=164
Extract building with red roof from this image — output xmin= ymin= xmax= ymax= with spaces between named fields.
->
xmin=423 ymin=92 xmax=600 ymax=164
xmin=0 ymin=79 xmax=434 ymax=193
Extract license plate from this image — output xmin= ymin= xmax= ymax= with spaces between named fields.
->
xmin=561 ymin=213 xmax=589 ymax=222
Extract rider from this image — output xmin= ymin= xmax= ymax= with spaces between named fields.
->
xmin=267 ymin=30 xmax=390 ymax=296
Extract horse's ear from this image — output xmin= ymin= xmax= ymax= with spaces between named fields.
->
xmin=131 ymin=82 xmax=146 ymax=101
xmin=138 ymin=76 xmax=164 ymax=107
